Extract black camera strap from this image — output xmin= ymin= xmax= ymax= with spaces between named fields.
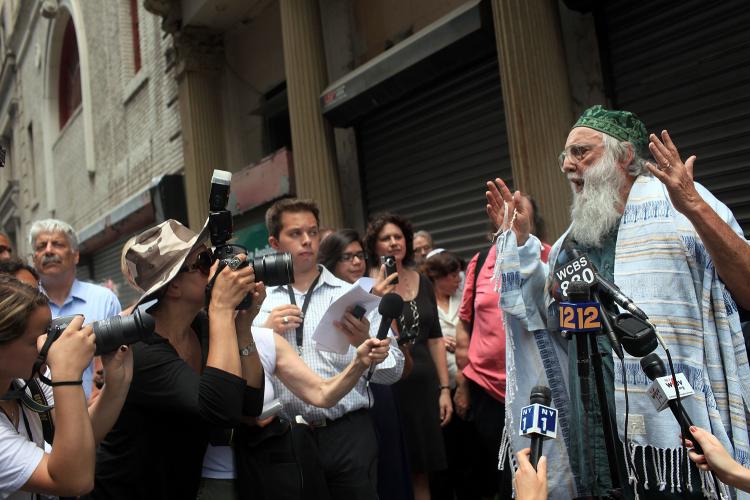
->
xmin=287 ymin=272 xmax=321 ymax=355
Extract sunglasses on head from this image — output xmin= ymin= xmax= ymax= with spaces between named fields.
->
xmin=179 ymin=250 xmax=214 ymax=275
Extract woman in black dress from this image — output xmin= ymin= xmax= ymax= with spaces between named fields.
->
xmin=365 ymin=214 xmax=452 ymax=500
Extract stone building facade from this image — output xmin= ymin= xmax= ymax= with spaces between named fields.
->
xmin=0 ymin=0 xmax=183 ymax=258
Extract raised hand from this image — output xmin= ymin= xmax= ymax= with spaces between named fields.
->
xmin=646 ymin=130 xmax=703 ymax=216
xmin=486 ymin=178 xmax=531 ymax=245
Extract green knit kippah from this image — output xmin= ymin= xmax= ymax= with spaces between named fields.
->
xmin=573 ymin=105 xmax=648 ymax=157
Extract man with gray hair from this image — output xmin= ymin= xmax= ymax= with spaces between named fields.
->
xmin=29 ymin=218 xmax=121 ymax=399
xmin=413 ymin=229 xmax=433 ymax=266
xmin=490 ymin=106 xmax=750 ymax=499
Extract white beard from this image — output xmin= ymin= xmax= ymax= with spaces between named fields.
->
xmin=568 ymin=157 xmax=627 ymax=248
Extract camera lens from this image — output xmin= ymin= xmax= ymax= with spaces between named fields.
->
xmin=92 ymin=309 xmax=156 ymax=355
xmin=253 ymin=252 xmax=294 ymax=287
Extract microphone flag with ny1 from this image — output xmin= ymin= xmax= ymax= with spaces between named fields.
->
xmin=519 ymin=385 xmax=557 ymax=469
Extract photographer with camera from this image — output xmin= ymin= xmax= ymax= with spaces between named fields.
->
xmin=88 ymin=219 xmax=264 ymax=499
xmin=0 ymin=275 xmax=132 ymax=499
xmin=254 ymin=198 xmax=405 ymax=500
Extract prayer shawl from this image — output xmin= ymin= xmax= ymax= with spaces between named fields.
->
xmin=496 ymin=175 xmax=750 ymax=499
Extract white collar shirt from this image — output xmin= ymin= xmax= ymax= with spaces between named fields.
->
xmin=253 ymin=265 xmax=405 ymax=422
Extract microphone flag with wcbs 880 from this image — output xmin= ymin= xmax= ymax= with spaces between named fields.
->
xmin=376 ymin=293 xmax=404 ymax=340
xmin=519 ymin=385 xmax=557 ymax=469
xmin=554 ymin=240 xmax=649 ymax=321
xmin=640 ymin=352 xmax=703 ymax=454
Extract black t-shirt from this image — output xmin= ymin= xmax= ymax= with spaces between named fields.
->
xmin=89 ymin=313 xmax=250 ymax=499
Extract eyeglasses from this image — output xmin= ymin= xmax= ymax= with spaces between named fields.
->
xmin=0 ymin=245 xmax=11 ymax=254
xmin=558 ymin=143 xmax=601 ymax=169
xmin=179 ymin=250 xmax=214 ymax=276
xmin=339 ymin=252 xmax=366 ymax=262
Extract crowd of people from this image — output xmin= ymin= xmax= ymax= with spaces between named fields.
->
xmin=0 ymin=103 xmax=749 ymax=500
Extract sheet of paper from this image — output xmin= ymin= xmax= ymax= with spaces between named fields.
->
xmin=313 ymin=283 xmax=381 ymax=354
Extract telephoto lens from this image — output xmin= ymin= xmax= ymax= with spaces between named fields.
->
xmin=92 ymin=309 xmax=156 ymax=355
xmin=253 ymin=252 xmax=294 ymax=286
xmin=46 ymin=309 xmax=156 ymax=356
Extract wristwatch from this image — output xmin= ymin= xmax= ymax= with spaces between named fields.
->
xmin=240 ymin=339 xmax=257 ymax=356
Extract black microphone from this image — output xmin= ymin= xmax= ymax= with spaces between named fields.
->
xmin=529 ymin=385 xmax=552 ymax=468
xmin=640 ymin=353 xmax=703 ymax=454
xmin=564 ymin=240 xmax=649 ymax=321
xmin=366 ymin=293 xmax=404 ymax=383
xmin=376 ymin=293 xmax=404 ymax=340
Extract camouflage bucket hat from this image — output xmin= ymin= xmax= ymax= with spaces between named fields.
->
xmin=121 ymin=219 xmax=210 ymax=307
xmin=573 ymin=105 xmax=649 ymax=157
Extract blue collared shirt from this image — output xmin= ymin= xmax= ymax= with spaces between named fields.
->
xmin=45 ymin=279 xmax=122 ymax=399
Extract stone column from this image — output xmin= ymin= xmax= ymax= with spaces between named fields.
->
xmin=173 ymin=27 xmax=227 ymax=231
xmin=491 ymin=0 xmax=574 ymax=239
xmin=279 ymin=0 xmax=344 ymax=228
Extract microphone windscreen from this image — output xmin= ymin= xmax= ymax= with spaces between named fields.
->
xmin=640 ymin=352 xmax=666 ymax=380
xmin=378 ymin=293 xmax=404 ymax=319
xmin=566 ymin=280 xmax=591 ymax=302
xmin=529 ymin=385 xmax=552 ymax=406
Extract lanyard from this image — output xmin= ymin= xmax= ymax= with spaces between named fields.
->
xmin=287 ymin=273 xmax=322 ymax=354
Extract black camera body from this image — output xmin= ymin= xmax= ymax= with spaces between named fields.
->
xmin=46 ymin=309 xmax=156 ymax=356
xmin=381 ymin=255 xmax=399 ymax=284
xmin=206 ymin=170 xmax=294 ymax=309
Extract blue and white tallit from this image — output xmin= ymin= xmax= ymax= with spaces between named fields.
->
xmin=497 ymin=175 xmax=750 ymax=499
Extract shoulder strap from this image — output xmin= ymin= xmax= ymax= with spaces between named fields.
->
xmin=468 ymin=248 xmax=490 ymax=336
xmin=24 ymin=379 xmax=55 ymax=444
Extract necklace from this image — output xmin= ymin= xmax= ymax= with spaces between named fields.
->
xmin=398 ymin=299 xmax=420 ymax=344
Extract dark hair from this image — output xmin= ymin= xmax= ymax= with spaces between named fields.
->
xmin=364 ymin=213 xmax=414 ymax=271
xmin=523 ymin=193 xmax=547 ymax=243
xmin=0 ymin=258 xmax=40 ymax=281
xmin=0 ymin=275 xmax=49 ymax=344
xmin=421 ymin=252 xmax=462 ymax=282
xmin=265 ymin=198 xmax=321 ymax=239
xmin=318 ymin=229 xmax=364 ymax=274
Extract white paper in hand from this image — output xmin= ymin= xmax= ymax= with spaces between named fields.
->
xmin=313 ymin=283 xmax=381 ymax=354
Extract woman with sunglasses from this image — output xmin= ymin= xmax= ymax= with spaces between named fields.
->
xmin=89 ymin=220 xmax=264 ymax=499
xmin=0 ymin=275 xmax=132 ymax=499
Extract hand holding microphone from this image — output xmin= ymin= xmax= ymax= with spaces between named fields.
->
xmin=684 ymin=426 xmax=750 ymax=492
xmin=514 ymin=448 xmax=548 ymax=500
xmin=641 ymin=352 xmax=702 ymax=454
xmin=366 ymin=293 xmax=403 ymax=381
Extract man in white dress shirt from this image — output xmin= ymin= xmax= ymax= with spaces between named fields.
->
xmin=254 ymin=198 xmax=404 ymax=500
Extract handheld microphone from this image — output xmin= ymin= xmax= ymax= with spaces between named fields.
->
xmin=640 ymin=353 xmax=703 ymax=454
xmin=519 ymin=385 xmax=557 ymax=469
xmin=366 ymin=293 xmax=403 ymax=382
xmin=376 ymin=293 xmax=404 ymax=340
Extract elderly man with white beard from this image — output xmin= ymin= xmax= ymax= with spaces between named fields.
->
xmin=488 ymin=106 xmax=750 ymax=500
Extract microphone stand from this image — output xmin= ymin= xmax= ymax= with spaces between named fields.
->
xmin=589 ymin=290 xmax=625 ymax=498
xmin=569 ymin=289 xmax=624 ymax=500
